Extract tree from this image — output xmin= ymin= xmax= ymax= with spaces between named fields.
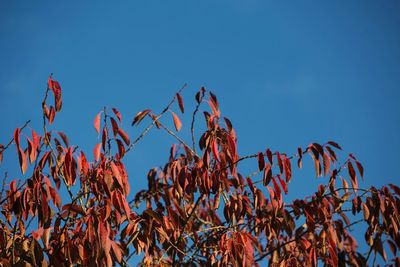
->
xmin=0 ymin=75 xmax=398 ymax=267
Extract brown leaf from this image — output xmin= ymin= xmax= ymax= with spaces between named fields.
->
xmin=327 ymin=141 xmax=342 ymax=150
xmin=177 ymin=93 xmax=184 ymax=113
xmin=257 ymin=152 xmax=265 ymax=172
xmin=171 ymin=111 xmax=182 ymax=131
xmin=132 ymin=109 xmax=151 ymax=126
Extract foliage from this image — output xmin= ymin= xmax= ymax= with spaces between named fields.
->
xmin=0 ymin=76 xmax=399 ymax=266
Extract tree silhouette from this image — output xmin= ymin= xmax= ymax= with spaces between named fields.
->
xmin=0 ymin=76 xmax=398 ymax=266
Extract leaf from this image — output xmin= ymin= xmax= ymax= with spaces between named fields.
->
xmin=195 ymin=86 xmax=206 ymax=104
xmin=116 ymin=139 xmax=126 ymax=159
xmin=110 ymin=162 xmax=123 ymax=189
xmin=355 ymin=161 xmax=364 ymax=179
xmin=263 ymin=164 xmax=272 ymax=186
xmin=257 ymin=152 xmax=265 ymax=171
xmin=327 ymin=141 xmax=342 ymax=150
xmin=94 ymin=112 xmax=101 ymax=134
xmin=110 ymin=117 xmax=119 ymax=137
xmin=111 ymin=242 xmax=123 ymax=263
xmin=118 ymin=128 xmax=130 ymax=145
xmin=94 ymin=143 xmax=101 ymax=162
xmin=171 ymin=111 xmax=182 ymax=131
xmin=32 ymin=227 xmax=44 ymax=241
xmin=348 ymin=161 xmax=357 ymax=192
xmin=177 ymin=93 xmax=184 ymax=113
xmin=57 ymin=131 xmax=69 ymax=147
xmin=323 ymin=152 xmax=330 ymax=176
xmin=132 ymin=109 xmax=151 ymax=126
xmin=48 ymin=106 xmax=55 ymax=124
xmin=49 ymin=78 xmax=62 ymax=112
xmin=211 ymin=139 xmax=219 ymax=161
xmin=283 ymin=156 xmax=292 ymax=182
xmin=112 ymin=107 xmax=122 ymax=122
xmin=18 ymin=147 xmax=28 ymax=175
xmin=14 ymin=128 xmax=20 ymax=148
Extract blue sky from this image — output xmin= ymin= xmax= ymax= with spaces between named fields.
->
xmin=1 ymin=0 xmax=399 ymax=264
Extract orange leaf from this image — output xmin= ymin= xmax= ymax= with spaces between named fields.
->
xmin=94 ymin=112 xmax=101 ymax=134
xmin=171 ymin=111 xmax=182 ymax=131
xmin=94 ymin=143 xmax=101 ymax=162
xmin=18 ymin=147 xmax=28 ymax=175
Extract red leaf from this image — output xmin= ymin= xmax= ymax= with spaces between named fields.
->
xmin=132 ymin=109 xmax=151 ymax=126
xmin=18 ymin=147 xmax=28 ymax=175
xmin=266 ymin=149 xmax=273 ymax=165
xmin=94 ymin=143 xmax=101 ymax=162
xmin=355 ymin=161 xmax=364 ymax=179
xmin=14 ymin=128 xmax=20 ymax=148
xmin=283 ymin=156 xmax=292 ymax=182
xmin=177 ymin=93 xmax=184 ymax=113
xmin=48 ymin=106 xmax=55 ymax=124
xmin=171 ymin=111 xmax=182 ymax=131
xmin=94 ymin=112 xmax=101 ymax=134
xmin=278 ymin=175 xmax=288 ymax=195
xmin=57 ymin=131 xmax=69 ymax=147
xmin=276 ymin=152 xmax=283 ymax=174
xmin=49 ymin=78 xmax=62 ymax=112
xmin=263 ymin=164 xmax=272 ymax=186
xmin=110 ymin=117 xmax=119 ymax=137
xmin=116 ymin=139 xmax=125 ymax=159
xmin=27 ymin=138 xmax=36 ymax=164
xmin=211 ymin=139 xmax=219 ymax=161
xmin=112 ymin=107 xmax=122 ymax=122
xmin=323 ymin=152 xmax=330 ymax=176
xmin=32 ymin=227 xmax=44 ymax=241
xmin=118 ymin=128 xmax=130 ymax=145
xmin=348 ymin=161 xmax=357 ymax=192
xmin=110 ymin=162 xmax=123 ymax=189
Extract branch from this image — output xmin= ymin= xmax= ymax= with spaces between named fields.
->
xmin=127 ymin=83 xmax=187 ymax=153
xmin=0 ymin=120 xmax=31 ymax=153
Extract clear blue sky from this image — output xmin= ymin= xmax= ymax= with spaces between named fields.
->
xmin=1 ymin=0 xmax=399 ymax=264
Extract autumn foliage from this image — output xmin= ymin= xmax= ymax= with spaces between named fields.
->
xmin=0 ymin=76 xmax=399 ymax=266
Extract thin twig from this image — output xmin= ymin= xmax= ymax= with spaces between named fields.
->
xmin=126 ymin=83 xmax=187 ymax=153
